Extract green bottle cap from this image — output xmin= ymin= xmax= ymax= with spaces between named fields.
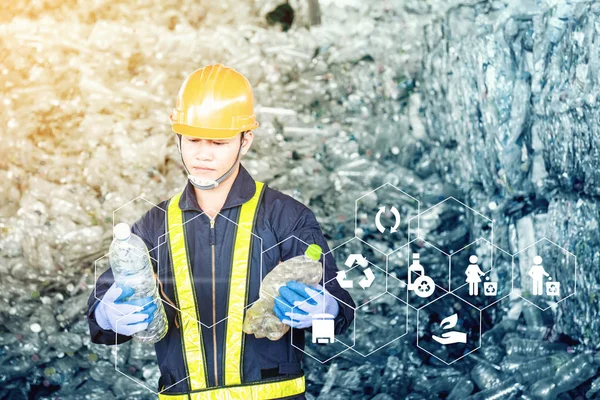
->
xmin=305 ymin=244 xmax=322 ymax=261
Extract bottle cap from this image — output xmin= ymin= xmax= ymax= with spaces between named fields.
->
xmin=114 ymin=223 xmax=131 ymax=241
xmin=305 ymin=244 xmax=322 ymax=261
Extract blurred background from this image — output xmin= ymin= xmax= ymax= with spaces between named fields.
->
xmin=1 ymin=0 xmax=600 ymax=398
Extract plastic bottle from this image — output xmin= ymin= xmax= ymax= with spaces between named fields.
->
xmin=447 ymin=378 xmax=474 ymax=400
xmin=512 ymin=353 xmax=573 ymax=384
xmin=243 ymin=244 xmax=323 ymax=341
xmin=529 ymin=353 xmax=598 ymax=400
xmin=467 ymin=378 xmax=524 ymax=400
xmin=469 ymin=363 xmax=503 ymax=391
xmin=503 ymin=338 xmax=567 ymax=357
xmin=109 ymin=223 xmax=167 ymax=343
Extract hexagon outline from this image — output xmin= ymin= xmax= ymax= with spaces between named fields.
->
xmin=354 ymin=182 xmax=421 ymax=251
xmin=260 ymin=233 xmax=359 ymax=363
xmin=512 ymin=236 xmax=577 ymax=311
xmin=353 ymin=236 xmax=416 ymax=258
xmin=262 ymin=234 xmax=312 ymax=255
xmin=260 ymin=234 xmax=327 ymax=305
xmin=386 ymin=271 xmax=411 ymax=310
xmin=156 ymin=211 xmax=202 ymax=284
xmin=288 ymin=291 xmax=357 ymax=364
xmin=156 ymin=208 xmax=264 ymax=329
xmin=407 ymin=196 xmax=493 ymax=249
xmin=449 ymin=241 xmax=514 ymax=311
xmin=416 ymin=292 xmax=482 ymax=365
xmin=112 ymin=369 xmax=189 ymax=396
xmin=112 ymin=195 xmax=165 ymax=240
xmin=291 ymin=337 xmax=355 ymax=365
xmin=512 ymin=236 xmax=577 ymax=258
xmin=449 ymin=237 xmax=494 ymax=291
xmin=112 ymin=300 xmax=200 ymax=395
xmin=349 ymin=294 xmax=409 ymax=357
xmin=326 ymin=236 xmax=371 ymax=255
xmin=416 ymin=196 xmax=492 ymax=224
xmin=387 ymin=237 xmax=452 ymax=310
xmin=327 ymin=236 xmax=388 ymax=267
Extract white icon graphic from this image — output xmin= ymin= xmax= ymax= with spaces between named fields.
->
xmin=312 ymin=313 xmax=335 ymax=344
xmin=432 ymin=313 xmax=467 ymax=345
xmin=465 ymin=255 xmax=485 ymax=296
xmin=336 ymin=254 xmax=375 ymax=289
xmin=359 ymin=268 xmax=375 ymax=289
xmin=528 ymin=256 xmax=561 ymax=296
xmin=345 ymin=254 xmax=368 ymax=268
xmin=546 ymin=280 xmax=560 ymax=296
xmin=483 ymin=277 xmax=497 ymax=296
xmin=335 ymin=271 xmax=353 ymax=288
xmin=375 ymin=206 xmax=401 ymax=233
xmin=408 ymin=253 xmax=435 ymax=298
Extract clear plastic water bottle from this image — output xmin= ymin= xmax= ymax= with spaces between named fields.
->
xmin=109 ymin=223 xmax=168 ymax=343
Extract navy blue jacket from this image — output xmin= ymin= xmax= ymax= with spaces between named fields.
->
xmin=87 ymin=165 xmax=355 ymax=394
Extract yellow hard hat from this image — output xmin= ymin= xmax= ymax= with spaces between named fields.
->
xmin=169 ymin=64 xmax=259 ymax=139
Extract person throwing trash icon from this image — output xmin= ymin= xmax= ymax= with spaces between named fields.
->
xmin=528 ymin=255 xmax=549 ymax=295
xmin=465 ymin=255 xmax=485 ymax=296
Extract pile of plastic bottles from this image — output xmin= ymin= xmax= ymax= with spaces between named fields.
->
xmin=0 ymin=0 xmax=599 ymax=398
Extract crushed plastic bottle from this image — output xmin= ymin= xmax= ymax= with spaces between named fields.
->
xmin=447 ymin=378 xmax=474 ymax=400
xmin=529 ymin=353 xmax=599 ymax=400
xmin=243 ymin=244 xmax=323 ymax=340
xmin=109 ymin=223 xmax=167 ymax=344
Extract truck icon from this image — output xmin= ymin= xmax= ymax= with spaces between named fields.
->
xmin=312 ymin=313 xmax=335 ymax=344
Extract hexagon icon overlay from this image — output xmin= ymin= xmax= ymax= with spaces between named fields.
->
xmin=408 ymin=196 xmax=493 ymax=256
xmin=355 ymin=182 xmax=420 ymax=254
xmin=349 ymin=292 xmax=409 ymax=357
xmin=262 ymin=235 xmax=357 ymax=364
xmin=388 ymin=238 xmax=451 ymax=310
xmin=513 ymin=237 xmax=577 ymax=311
xmin=113 ymin=195 xmax=165 ymax=241
xmin=325 ymin=237 xmax=388 ymax=306
xmin=417 ymin=292 xmax=482 ymax=365
xmin=450 ymin=239 xmax=512 ymax=311
xmin=113 ymin=302 xmax=198 ymax=395
xmin=321 ymin=237 xmax=409 ymax=358
xmin=93 ymin=195 xmax=182 ymax=395
xmin=290 ymin=291 xmax=357 ymax=364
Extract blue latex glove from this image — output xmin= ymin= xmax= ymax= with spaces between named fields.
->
xmin=274 ymin=281 xmax=339 ymax=329
xmin=94 ymin=283 xmax=157 ymax=336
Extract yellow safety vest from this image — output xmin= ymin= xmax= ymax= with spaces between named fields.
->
xmin=158 ymin=181 xmax=306 ymax=400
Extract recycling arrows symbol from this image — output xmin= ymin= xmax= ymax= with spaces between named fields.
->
xmin=359 ymin=268 xmax=375 ymax=289
xmin=345 ymin=254 xmax=368 ymax=268
xmin=336 ymin=254 xmax=375 ymax=290
xmin=375 ymin=206 xmax=401 ymax=233
xmin=336 ymin=271 xmax=353 ymax=289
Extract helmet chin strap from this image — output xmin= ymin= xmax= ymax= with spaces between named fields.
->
xmin=176 ymin=132 xmax=245 ymax=191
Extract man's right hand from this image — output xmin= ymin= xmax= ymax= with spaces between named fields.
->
xmin=94 ymin=283 xmax=156 ymax=336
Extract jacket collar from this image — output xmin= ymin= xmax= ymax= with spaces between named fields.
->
xmin=178 ymin=164 xmax=257 ymax=212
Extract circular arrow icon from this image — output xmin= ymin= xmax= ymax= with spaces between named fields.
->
xmin=375 ymin=206 xmax=401 ymax=233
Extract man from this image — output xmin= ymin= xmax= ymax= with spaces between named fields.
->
xmin=87 ymin=64 xmax=355 ymax=399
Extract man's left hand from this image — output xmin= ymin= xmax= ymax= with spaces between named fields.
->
xmin=274 ymin=281 xmax=340 ymax=329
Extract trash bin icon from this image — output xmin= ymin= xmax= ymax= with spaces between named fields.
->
xmin=312 ymin=313 xmax=335 ymax=344
xmin=483 ymin=281 xmax=497 ymax=296
xmin=546 ymin=281 xmax=560 ymax=296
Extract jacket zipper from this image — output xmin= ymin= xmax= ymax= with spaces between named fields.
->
xmin=209 ymin=217 xmax=219 ymax=387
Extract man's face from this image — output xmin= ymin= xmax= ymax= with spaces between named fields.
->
xmin=180 ymin=131 xmax=253 ymax=182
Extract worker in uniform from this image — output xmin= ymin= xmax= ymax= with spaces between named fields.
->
xmin=87 ymin=64 xmax=355 ymax=399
